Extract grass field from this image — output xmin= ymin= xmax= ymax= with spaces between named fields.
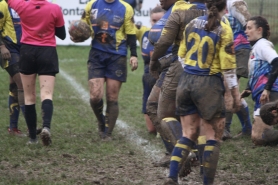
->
xmin=245 ymin=0 xmax=278 ymax=42
xmin=1 ymin=46 xmax=278 ymax=185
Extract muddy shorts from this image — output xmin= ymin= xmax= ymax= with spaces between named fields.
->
xmin=236 ymin=48 xmax=251 ymax=78
xmin=20 ymin=44 xmax=59 ymax=75
xmin=142 ymin=65 xmax=156 ymax=113
xmin=88 ymin=49 xmax=127 ymax=82
xmin=5 ymin=59 xmax=20 ymax=77
xmin=176 ymin=72 xmax=226 ymax=121
xmin=253 ymin=91 xmax=278 ymax=116
xmin=1 ymin=40 xmax=20 ymax=68
xmin=155 ymin=68 xmax=167 ymax=88
xmin=160 ymin=60 xmax=183 ymax=101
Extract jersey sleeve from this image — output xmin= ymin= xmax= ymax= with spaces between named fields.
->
xmin=0 ymin=1 xmax=8 ymax=32
xmin=54 ymin=5 xmax=65 ymax=27
xmin=123 ymin=3 xmax=136 ymax=35
xmin=219 ymin=21 xmax=236 ymax=70
xmin=81 ymin=0 xmax=96 ymax=26
xmin=7 ymin=0 xmax=25 ymax=15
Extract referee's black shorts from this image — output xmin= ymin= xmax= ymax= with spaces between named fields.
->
xmin=19 ymin=44 xmax=59 ymax=76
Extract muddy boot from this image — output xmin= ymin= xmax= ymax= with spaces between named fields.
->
xmin=222 ymin=128 xmax=232 ymax=141
xmin=153 ymin=152 xmax=171 ymax=167
xmin=178 ymin=152 xmax=196 ymax=177
xmin=233 ymin=129 xmax=251 ymax=138
xmin=163 ymin=178 xmax=179 ymax=185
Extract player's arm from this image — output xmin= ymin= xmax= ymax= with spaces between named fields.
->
xmin=7 ymin=0 xmax=24 ymax=14
xmin=54 ymin=5 xmax=66 ymax=40
xmin=219 ymin=22 xmax=240 ymax=112
xmin=259 ymin=43 xmax=278 ymax=104
xmin=230 ymin=0 xmax=251 ymax=27
xmin=151 ymin=10 xmax=182 ymax=63
xmin=124 ymin=3 xmax=138 ymax=71
xmin=0 ymin=3 xmax=11 ymax=60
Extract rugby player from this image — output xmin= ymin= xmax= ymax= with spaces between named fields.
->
xmin=164 ymin=0 xmax=240 ymax=184
xmin=73 ymin=0 xmax=138 ymax=141
xmin=241 ymin=16 xmax=278 ymax=146
xmin=0 ymin=0 xmax=25 ymax=136
xmin=223 ymin=0 xmax=252 ymax=140
xmin=135 ymin=6 xmax=165 ymax=134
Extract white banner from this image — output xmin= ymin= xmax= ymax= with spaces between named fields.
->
xmin=52 ymin=0 xmax=160 ymax=46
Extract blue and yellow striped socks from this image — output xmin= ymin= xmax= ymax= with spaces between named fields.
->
xmin=169 ymin=137 xmax=195 ymax=182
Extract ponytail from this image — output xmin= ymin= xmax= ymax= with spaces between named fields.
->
xmin=205 ymin=0 xmax=227 ymax=31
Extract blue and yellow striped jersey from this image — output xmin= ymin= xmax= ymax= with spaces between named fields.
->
xmin=82 ymin=0 xmax=135 ymax=56
xmin=181 ymin=15 xmax=236 ymax=76
xmin=0 ymin=0 xmax=21 ymax=52
xmin=136 ymin=26 xmax=153 ymax=65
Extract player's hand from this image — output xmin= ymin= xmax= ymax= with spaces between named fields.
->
xmin=240 ymin=89 xmax=251 ymax=99
xmin=70 ymin=36 xmax=84 ymax=43
xmin=0 ymin=45 xmax=11 ymax=60
xmin=129 ymin=56 xmax=138 ymax=71
xmin=149 ymin=60 xmax=161 ymax=79
xmin=260 ymin=89 xmax=270 ymax=105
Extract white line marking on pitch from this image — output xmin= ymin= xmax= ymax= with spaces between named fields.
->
xmin=59 ymin=69 xmax=164 ymax=161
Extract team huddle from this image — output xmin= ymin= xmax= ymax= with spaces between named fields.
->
xmin=1 ymin=0 xmax=278 ymax=184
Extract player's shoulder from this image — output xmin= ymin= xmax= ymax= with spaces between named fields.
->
xmin=256 ymin=38 xmax=274 ymax=49
xmin=119 ymin=0 xmax=133 ymax=11
xmin=0 ymin=0 xmax=8 ymax=7
xmin=86 ymin=0 xmax=98 ymax=7
xmin=172 ymin=1 xmax=193 ymax=12
xmin=220 ymin=16 xmax=231 ymax=29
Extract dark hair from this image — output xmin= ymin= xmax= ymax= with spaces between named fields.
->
xmin=150 ymin=6 xmax=165 ymax=15
xmin=260 ymin=101 xmax=278 ymax=125
xmin=248 ymin=16 xmax=270 ymax=40
xmin=205 ymin=0 xmax=227 ymax=31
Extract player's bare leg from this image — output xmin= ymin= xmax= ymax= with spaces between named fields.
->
xmin=104 ymin=78 xmax=122 ymax=139
xmin=88 ymin=78 xmax=105 ymax=138
xmin=147 ymin=85 xmax=174 ymax=166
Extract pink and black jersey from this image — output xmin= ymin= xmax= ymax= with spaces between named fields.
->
xmin=8 ymin=0 xmax=64 ymax=47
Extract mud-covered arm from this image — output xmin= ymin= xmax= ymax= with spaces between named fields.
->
xmin=151 ymin=10 xmax=183 ymax=63
xmin=265 ymin=57 xmax=278 ymax=90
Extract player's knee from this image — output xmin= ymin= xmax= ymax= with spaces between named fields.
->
xmin=9 ymin=83 xmax=18 ymax=98
xmin=90 ymin=97 xmax=102 ymax=105
xmin=146 ymin=101 xmax=158 ymax=115
xmin=161 ymin=117 xmax=182 ymax=145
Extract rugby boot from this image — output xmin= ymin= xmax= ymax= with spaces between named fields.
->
xmin=163 ymin=178 xmax=179 ymax=185
xmin=153 ymin=152 xmax=171 ymax=167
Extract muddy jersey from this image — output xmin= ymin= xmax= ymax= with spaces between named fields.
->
xmin=136 ymin=26 xmax=153 ymax=65
xmin=148 ymin=1 xmax=179 ymax=57
xmin=83 ymin=0 xmax=135 ymax=56
xmin=248 ymin=38 xmax=278 ymax=100
xmin=151 ymin=1 xmax=206 ymax=62
xmin=226 ymin=0 xmax=251 ymax=51
xmin=182 ymin=15 xmax=236 ymax=76
xmin=0 ymin=1 xmax=21 ymax=52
